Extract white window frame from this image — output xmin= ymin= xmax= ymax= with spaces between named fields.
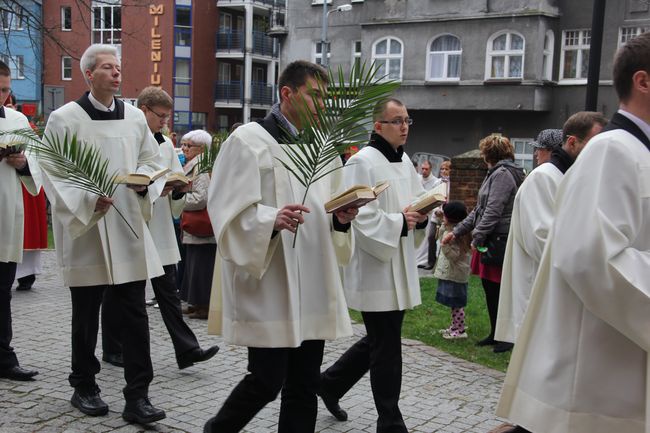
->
xmin=542 ymin=30 xmax=554 ymax=81
xmin=485 ymin=30 xmax=525 ymax=80
xmin=1 ymin=55 xmax=24 ymax=79
xmin=311 ymin=0 xmax=332 ymax=4
xmin=313 ymin=41 xmax=331 ymax=66
xmin=91 ymin=2 xmax=121 ymax=46
xmin=61 ymin=6 xmax=72 ymax=31
xmin=619 ymin=26 xmax=649 ymax=47
xmin=351 ymin=40 xmax=361 ymax=70
xmin=426 ymin=33 xmax=462 ymax=82
xmin=219 ymin=62 xmax=231 ymax=82
xmin=512 ymin=137 xmax=534 ymax=173
xmin=62 ymin=56 xmax=72 ymax=80
xmin=372 ymin=36 xmax=403 ymax=82
xmin=559 ymin=29 xmax=591 ymax=83
xmin=1 ymin=5 xmax=23 ymax=30
xmin=219 ymin=12 xmax=232 ymax=31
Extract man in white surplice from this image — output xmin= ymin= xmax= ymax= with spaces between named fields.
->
xmin=204 ymin=61 xmax=358 ymax=433
xmin=494 ymin=116 xmax=606 ymax=346
xmin=494 ymin=32 xmax=650 ymax=433
xmin=0 ymin=60 xmax=41 ymax=382
xmin=41 ymin=45 xmax=166 ymax=424
xmin=319 ymin=98 xmax=427 ymax=433
xmin=415 ymin=159 xmax=442 ymax=270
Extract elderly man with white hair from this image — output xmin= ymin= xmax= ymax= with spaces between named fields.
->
xmin=41 ymin=44 xmax=166 ymax=424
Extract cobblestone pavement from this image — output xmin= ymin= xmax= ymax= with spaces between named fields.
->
xmin=1 ymin=251 xmax=506 ymax=433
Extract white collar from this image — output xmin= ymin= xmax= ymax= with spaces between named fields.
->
xmin=618 ymin=109 xmax=650 ymax=143
xmin=88 ymin=91 xmax=115 ymax=112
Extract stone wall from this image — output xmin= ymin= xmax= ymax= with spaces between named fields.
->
xmin=449 ymin=149 xmax=487 ymax=211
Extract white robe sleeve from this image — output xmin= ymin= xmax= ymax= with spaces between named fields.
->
xmin=344 ymin=155 xmax=404 ymax=263
xmin=552 ymin=136 xmax=650 ymax=351
xmin=517 ymin=169 xmax=557 ymax=263
xmin=207 ymin=131 xmax=279 ymax=279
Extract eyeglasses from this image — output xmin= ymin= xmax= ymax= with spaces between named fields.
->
xmin=181 ymin=142 xmax=202 ymax=148
xmin=378 ymin=118 xmax=413 ymax=126
xmin=146 ymin=106 xmax=171 ymax=121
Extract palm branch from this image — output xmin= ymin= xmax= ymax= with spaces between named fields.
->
xmin=0 ymin=127 xmax=38 ymax=157
xmin=195 ymin=130 xmax=229 ymax=176
xmin=32 ymin=132 xmax=139 ymax=239
xmin=276 ymin=62 xmax=401 ymax=246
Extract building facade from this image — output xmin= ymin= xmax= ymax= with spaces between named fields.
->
xmin=282 ymin=0 xmax=650 ymax=170
xmin=41 ymin=0 xmax=217 ymax=134
xmin=0 ymin=0 xmax=42 ymax=117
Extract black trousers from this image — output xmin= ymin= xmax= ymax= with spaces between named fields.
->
xmin=205 ymin=340 xmax=325 ymax=433
xmin=427 ymin=223 xmax=438 ymax=267
xmin=102 ymin=264 xmax=200 ymax=366
xmin=481 ymin=278 xmax=501 ymax=340
xmin=0 ymin=261 xmax=19 ymax=369
xmin=69 ymin=281 xmax=153 ymax=401
xmin=321 ymin=310 xmax=407 ymax=433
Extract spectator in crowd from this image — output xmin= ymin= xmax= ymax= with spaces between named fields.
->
xmin=442 ymin=134 xmax=524 ymax=354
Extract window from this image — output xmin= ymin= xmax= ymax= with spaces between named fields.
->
xmin=427 ymin=34 xmax=461 ymax=81
xmin=352 ymin=40 xmax=361 ymax=71
xmin=0 ymin=55 xmax=24 ymax=79
xmin=619 ymin=26 xmax=649 ymax=46
xmin=61 ymin=6 xmax=72 ymax=30
xmin=486 ymin=31 xmax=524 ymax=79
xmin=91 ymin=2 xmax=121 ymax=45
xmin=174 ymin=58 xmax=191 ymax=97
xmin=372 ymin=37 xmax=403 ymax=81
xmin=220 ymin=12 xmax=232 ymax=31
xmin=219 ymin=62 xmax=231 ymax=82
xmin=176 ymin=7 xmax=190 ymax=26
xmin=512 ymin=138 xmax=534 ymax=172
xmin=542 ymin=30 xmax=554 ymax=80
xmin=62 ymin=56 xmax=72 ymax=80
xmin=560 ymin=29 xmax=590 ymax=81
xmin=314 ymin=42 xmax=330 ymax=66
xmin=1 ymin=5 xmax=23 ymax=30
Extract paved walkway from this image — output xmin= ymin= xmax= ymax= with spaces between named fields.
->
xmin=1 ymin=251 xmax=506 ymax=433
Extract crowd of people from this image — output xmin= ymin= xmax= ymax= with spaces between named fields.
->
xmin=1 ymin=31 xmax=649 ymax=433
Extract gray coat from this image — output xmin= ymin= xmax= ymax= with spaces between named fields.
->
xmin=453 ymin=160 xmax=524 ymax=247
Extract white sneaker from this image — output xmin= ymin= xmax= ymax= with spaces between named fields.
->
xmin=442 ymin=330 xmax=468 ymax=340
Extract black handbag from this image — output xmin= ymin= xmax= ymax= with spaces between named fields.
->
xmin=480 ymin=233 xmax=508 ymax=266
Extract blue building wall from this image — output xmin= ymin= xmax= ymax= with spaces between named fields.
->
xmin=0 ymin=1 xmax=42 ymax=106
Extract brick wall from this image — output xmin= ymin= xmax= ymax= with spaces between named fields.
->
xmin=449 ymin=149 xmax=487 ymax=212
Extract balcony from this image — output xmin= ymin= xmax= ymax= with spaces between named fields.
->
xmin=214 ymin=81 xmax=243 ymax=105
xmin=251 ymin=82 xmax=275 ymax=106
xmin=216 ymin=30 xmax=244 ymax=53
xmin=252 ymin=30 xmax=275 ymax=57
xmin=217 ymin=0 xmax=285 ymax=8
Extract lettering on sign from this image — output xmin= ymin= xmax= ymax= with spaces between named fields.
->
xmin=149 ymin=4 xmax=164 ymax=86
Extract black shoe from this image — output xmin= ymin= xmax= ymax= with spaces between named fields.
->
xmin=122 ymin=397 xmax=166 ymax=424
xmin=102 ymin=353 xmax=124 ymax=368
xmin=493 ymin=342 xmax=514 ymax=353
xmin=145 ymin=297 xmax=157 ymax=306
xmin=178 ymin=345 xmax=220 ymax=370
xmin=71 ymin=387 xmax=109 ymax=416
xmin=319 ymin=392 xmax=348 ymax=421
xmin=475 ymin=336 xmax=497 ymax=347
xmin=0 ymin=365 xmax=38 ymax=381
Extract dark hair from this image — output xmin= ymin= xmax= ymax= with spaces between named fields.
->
xmin=278 ymin=60 xmax=328 ymax=90
xmin=562 ymin=111 xmax=608 ymax=142
xmin=373 ymin=97 xmax=404 ymax=121
xmin=0 ymin=60 xmax=10 ymax=77
xmin=479 ymin=134 xmax=514 ymax=164
xmin=420 ymin=159 xmax=431 ymax=169
xmin=613 ymin=31 xmax=650 ymax=101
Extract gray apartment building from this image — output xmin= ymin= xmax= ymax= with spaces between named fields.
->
xmin=279 ymin=0 xmax=650 ymax=170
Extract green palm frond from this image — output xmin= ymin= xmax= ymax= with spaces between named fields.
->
xmin=0 ymin=127 xmax=40 ymax=156
xmin=196 ymin=130 xmax=229 ymax=176
xmin=33 ymin=132 xmax=138 ymax=238
xmin=275 ymin=62 xmax=400 ymax=246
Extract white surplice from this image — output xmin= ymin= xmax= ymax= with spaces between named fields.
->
xmin=148 ymin=135 xmax=183 ymax=266
xmin=342 ymin=146 xmax=424 ymax=311
xmin=42 ymin=101 xmax=165 ymax=287
xmin=496 ymin=129 xmax=650 ymax=433
xmin=0 ymin=108 xmax=41 ymax=263
xmin=495 ymin=162 xmax=563 ymax=343
xmin=206 ymin=122 xmax=353 ymax=348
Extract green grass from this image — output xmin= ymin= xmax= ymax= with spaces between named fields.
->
xmin=47 ymin=223 xmax=54 ymax=249
xmin=349 ymin=275 xmax=511 ymax=372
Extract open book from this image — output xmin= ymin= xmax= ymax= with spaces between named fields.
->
xmin=409 ymin=182 xmax=447 ymax=214
xmin=324 ymin=181 xmax=389 ymax=213
xmin=164 ymin=172 xmax=191 ymax=188
xmin=114 ymin=167 xmax=171 ymax=186
xmin=0 ymin=139 xmax=27 ymax=158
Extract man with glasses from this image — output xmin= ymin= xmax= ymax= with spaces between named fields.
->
xmin=101 ymin=86 xmax=219 ymax=370
xmin=319 ymin=98 xmax=427 ymax=433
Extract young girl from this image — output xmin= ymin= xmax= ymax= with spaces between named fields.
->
xmin=433 ymin=201 xmax=472 ymax=339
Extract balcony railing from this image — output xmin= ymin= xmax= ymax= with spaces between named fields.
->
xmin=251 ymin=82 xmax=275 ymax=106
xmin=252 ymin=30 xmax=275 ymax=57
xmin=214 ymin=81 xmax=243 ymax=103
xmin=216 ymin=31 xmax=244 ymax=52
xmin=216 ymin=0 xmax=285 ymax=8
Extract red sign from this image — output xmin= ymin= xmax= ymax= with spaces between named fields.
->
xmin=22 ymin=103 xmax=37 ymax=116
